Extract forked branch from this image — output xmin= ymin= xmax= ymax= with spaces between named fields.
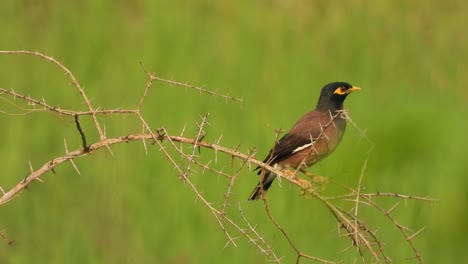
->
xmin=0 ymin=50 xmax=433 ymax=263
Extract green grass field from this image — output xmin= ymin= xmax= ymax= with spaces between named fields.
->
xmin=1 ymin=1 xmax=467 ymax=263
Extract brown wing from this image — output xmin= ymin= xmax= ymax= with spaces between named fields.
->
xmin=257 ymin=110 xmax=344 ymax=173
xmin=260 ymin=132 xmax=311 ymax=165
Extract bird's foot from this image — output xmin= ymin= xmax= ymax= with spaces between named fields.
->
xmin=280 ymin=169 xmax=327 ymax=197
xmin=279 ymin=168 xmax=313 ymax=192
xmin=297 ymin=178 xmax=317 ymax=199
xmin=280 ymin=168 xmax=298 ymax=179
xmin=298 ymin=171 xmax=329 ymax=196
xmin=296 ymin=177 xmax=313 ymax=190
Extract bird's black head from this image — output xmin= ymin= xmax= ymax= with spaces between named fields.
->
xmin=315 ymin=82 xmax=361 ymax=111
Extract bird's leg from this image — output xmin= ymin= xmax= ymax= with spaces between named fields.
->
xmin=280 ymin=168 xmax=312 ymax=189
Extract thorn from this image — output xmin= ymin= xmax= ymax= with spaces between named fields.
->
xmin=341 ymin=244 xmax=354 ymax=253
xmin=224 ymin=237 xmax=238 ymax=248
xmin=22 ymin=175 xmax=28 ymax=184
xmin=142 ymin=138 xmax=148 ymax=155
xmin=69 ymin=159 xmax=81 ymax=175
xmin=406 ymin=254 xmax=422 ymax=261
xmin=180 ymin=123 xmax=187 ymax=137
xmin=215 ymin=134 xmax=223 ymax=145
xmin=223 ymin=240 xmax=231 ymax=249
xmin=28 ymin=160 xmax=34 ymax=173
xmin=386 ymin=202 xmax=400 ymax=215
xmin=197 ymin=133 xmax=206 ymax=154
xmin=35 ymin=178 xmax=44 ymax=183
xmin=366 ymin=226 xmax=377 ymax=236
xmin=396 ymin=222 xmax=412 ymax=232
xmin=201 ymin=161 xmax=212 ymax=174
xmin=407 ymin=227 xmax=425 ymax=241
xmin=140 ymin=126 xmax=148 ymax=154
xmin=64 ymin=138 xmax=69 ymax=154
xmin=105 ymin=145 xmax=114 ymax=157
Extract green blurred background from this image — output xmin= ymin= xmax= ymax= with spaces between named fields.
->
xmin=1 ymin=0 xmax=467 ymax=263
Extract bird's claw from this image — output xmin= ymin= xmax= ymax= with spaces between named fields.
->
xmin=280 ymin=169 xmax=328 ymax=196
xmin=299 ymin=174 xmax=329 ymax=197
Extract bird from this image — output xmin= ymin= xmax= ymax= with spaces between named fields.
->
xmin=248 ymin=82 xmax=361 ymax=201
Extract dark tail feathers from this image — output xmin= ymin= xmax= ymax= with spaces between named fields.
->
xmin=248 ymin=173 xmax=276 ymax=201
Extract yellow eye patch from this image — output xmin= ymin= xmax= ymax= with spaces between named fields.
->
xmin=333 ymin=86 xmax=361 ymax=95
xmin=333 ymin=86 xmax=347 ymax=95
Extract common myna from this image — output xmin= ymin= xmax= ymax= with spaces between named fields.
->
xmin=248 ymin=82 xmax=361 ymax=201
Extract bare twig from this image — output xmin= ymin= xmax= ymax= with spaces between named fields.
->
xmin=0 ymin=50 xmax=431 ymax=263
xmin=0 ymin=87 xmax=138 ymax=116
xmin=145 ymin=71 xmax=243 ymax=103
xmin=263 ymin=198 xmax=336 ymax=264
xmin=0 ymin=50 xmax=107 ymax=141
xmin=238 ymin=202 xmax=282 ymax=263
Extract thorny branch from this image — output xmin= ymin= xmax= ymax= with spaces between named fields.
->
xmin=0 ymin=50 xmax=434 ymax=263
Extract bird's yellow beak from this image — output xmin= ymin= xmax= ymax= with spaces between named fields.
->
xmin=348 ymin=86 xmax=361 ymax=93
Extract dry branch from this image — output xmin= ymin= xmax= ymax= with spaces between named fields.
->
xmin=0 ymin=50 xmax=432 ymax=263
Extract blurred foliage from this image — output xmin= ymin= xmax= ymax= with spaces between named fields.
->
xmin=1 ymin=0 xmax=467 ymax=263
